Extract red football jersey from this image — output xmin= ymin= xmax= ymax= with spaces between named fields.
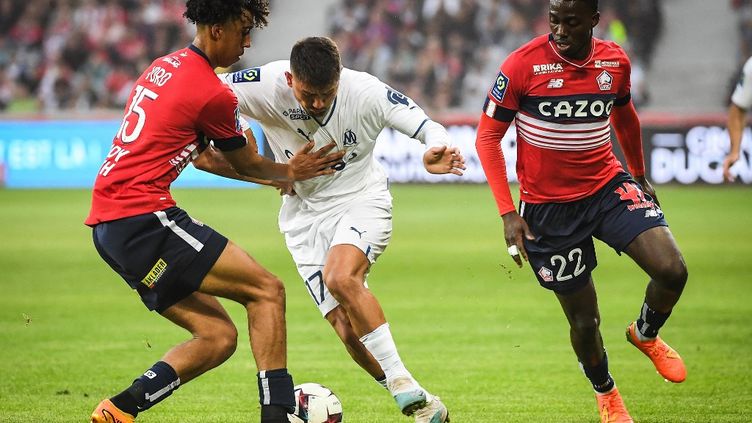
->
xmin=85 ymin=45 xmax=244 ymax=226
xmin=483 ymin=34 xmax=633 ymax=204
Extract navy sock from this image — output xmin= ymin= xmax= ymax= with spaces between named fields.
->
xmin=110 ymin=387 xmax=140 ymax=417
xmin=257 ymin=368 xmax=295 ymax=413
xmin=581 ymin=352 xmax=615 ymax=393
xmin=131 ymin=361 xmax=180 ymax=412
xmin=261 ymin=404 xmax=291 ymax=423
xmin=636 ymin=301 xmax=671 ymax=338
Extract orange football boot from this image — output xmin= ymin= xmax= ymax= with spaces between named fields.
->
xmin=626 ymin=321 xmax=686 ymax=383
xmin=596 ymin=388 xmax=633 ymax=423
xmin=91 ymin=399 xmax=135 ymax=423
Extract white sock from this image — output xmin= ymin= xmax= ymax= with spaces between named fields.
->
xmin=359 ymin=323 xmax=411 ymax=382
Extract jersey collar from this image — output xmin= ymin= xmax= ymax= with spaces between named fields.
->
xmin=188 ymin=44 xmax=211 ymax=65
xmin=310 ymin=96 xmax=338 ymax=127
xmin=547 ymin=33 xmax=595 ymax=68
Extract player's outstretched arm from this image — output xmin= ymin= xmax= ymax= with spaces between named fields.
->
xmin=724 ymin=102 xmax=746 ymax=182
xmin=221 ymin=140 xmax=344 ymax=181
xmin=193 ymin=129 xmax=277 ymax=186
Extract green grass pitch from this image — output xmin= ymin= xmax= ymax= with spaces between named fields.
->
xmin=1 ymin=184 xmax=750 ymax=422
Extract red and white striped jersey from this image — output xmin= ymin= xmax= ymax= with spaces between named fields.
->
xmin=85 ymin=45 xmax=245 ymax=226
xmin=483 ymin=34 xmax=632 ymax=203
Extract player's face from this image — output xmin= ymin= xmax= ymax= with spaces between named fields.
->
xmin=215 ymin=11 xmax=253 ymax=68
xmin=549 ymin=0 xmax=599 ymax=60
xmin=286 ymin=72 xmax=339 ymax=118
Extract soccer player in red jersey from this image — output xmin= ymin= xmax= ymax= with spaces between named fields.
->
xmin=86 ymin=1 xmax=343 ymax=422
xmin=475 ymin=1 xmax=688 ymax=422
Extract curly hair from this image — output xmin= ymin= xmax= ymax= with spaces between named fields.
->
xmin=184 ymin=0 xmax=269 ymax=28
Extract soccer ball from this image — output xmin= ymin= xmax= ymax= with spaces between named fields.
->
xmin=287 ymin=382 xmax=343 ymax=423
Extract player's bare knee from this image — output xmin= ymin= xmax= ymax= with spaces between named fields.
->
xmin=571 ymin=315 xmax=601 ymax=336
xmin=322 ymin=271 xmax=360 ymax=304
xmin=212 ymin=324 xmax=239 ymax=361
xmin=195 ymin=320 xmax=238 ymax=362
xmin=248 ymin=274 xmax=286 ymax=306
xmin=654 ymin=257 xmax=688 ymax=292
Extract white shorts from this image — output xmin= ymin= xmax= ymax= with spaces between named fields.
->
xmin=280 ymin=193 xmax=392 ymax=316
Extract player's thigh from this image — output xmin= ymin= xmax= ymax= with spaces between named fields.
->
xmin=199 ymin=240 xmax=284 ymax=305
xmin=593 ymin=175 xmax=667 ymax=254
xmin=323 ymin=244 xmax=371 ymax=294
xmin=297 ymin=264 xmax=339 ymax=317
xmin=329 ymin=197 xmax=393 ymax=265
xmin=521 ymin=201 xmax=598 ymax=294
xmin=624 ymin=226 xmax=687 ymax=283
xmin=292 ymin=198 xmax=392 ymax=317
xmin=526 ymin=237 xmax=597 ymax=294
xmin=92 ymin=207 xmax=228 ymax=313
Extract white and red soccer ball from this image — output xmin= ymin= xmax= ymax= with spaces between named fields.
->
xmin=287 ymin=383 xmax=343 ymax=423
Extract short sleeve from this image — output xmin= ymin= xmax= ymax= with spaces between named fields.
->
xmin=731 ymin=57 xmax=752 ymax=109
xmin=196 ymin=88 xmax=245 ymax=149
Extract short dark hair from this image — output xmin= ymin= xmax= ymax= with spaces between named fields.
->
xmin=579 ymin=0 xmax=598 ymax=13
xmin=290 ymin=37 xmax=342 ymax=88
xmin=184 ymin=0 xmax=269 ymax=28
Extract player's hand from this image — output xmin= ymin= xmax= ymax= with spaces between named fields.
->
xmin=634 ymin=175 xmax=659 ymax=206
xmin=288 ymin=141 xmax=345 ymax=181
xmin=423 ymin=146 xmax=466 ymax=175
xmin=270 ymin=180 xmax=296 ymax=196
xmin=723 ymin=152 xmax=740 ymax=182
xmin=501 ymin=211 xmax=535 ymax=268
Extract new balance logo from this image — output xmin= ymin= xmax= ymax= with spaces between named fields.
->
xmin=547 ymin=78 xmax=564 ymax=88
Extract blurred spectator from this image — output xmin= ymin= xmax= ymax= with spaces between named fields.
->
xmin=0 ymin=0 xmax=262 ymax=113
xmin=1 ymin=0 xmax=663 ymax=113
xmin=329 ymin=0 xmax=664 ymax=113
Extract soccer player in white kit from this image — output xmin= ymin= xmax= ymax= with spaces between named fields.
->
xmin=209 ymin=37 xmax=464 ymax=422
xmin=724 ymin=56 xmax=752 ymax=182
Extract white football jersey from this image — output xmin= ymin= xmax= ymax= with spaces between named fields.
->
xmin=732 ymin=56 xmax=752 ymax=110
xmin=219 ymin=60 xmax=446 ymax=213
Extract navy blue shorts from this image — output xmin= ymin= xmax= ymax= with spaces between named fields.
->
xmin=521 ymin=173 xmax=667 ymax=294
xmin=92 ymin=207 xmax=228 ymax=312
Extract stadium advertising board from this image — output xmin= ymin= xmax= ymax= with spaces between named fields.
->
xmin=0 ymin=120 xmax=265 ymax=188
xmin=644 ymin=125 xmax=751 ymax=184
xmin=0 ymin=119 xmax=746 ymax=188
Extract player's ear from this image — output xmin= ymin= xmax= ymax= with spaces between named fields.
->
xmin=210 ymin=23 xmax=223 ymax=41
xmin=591 ymin=11 xmax=600 ymax=29
xmin=285 ymin=71 xmax=293 ymax=88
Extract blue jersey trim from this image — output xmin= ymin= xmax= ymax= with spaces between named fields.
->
xmin=412 ymin=118 xmax=429 ymax=138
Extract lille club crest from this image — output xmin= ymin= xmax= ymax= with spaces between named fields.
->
xmin=596 ymin=70 xmax=613 ymax=91
xmin=538 ymin=266 xmax=554 ymax=282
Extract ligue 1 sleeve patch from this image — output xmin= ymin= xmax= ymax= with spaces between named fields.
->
xmin=490 ymin=71 xmax=510 ymax=102
xmin=232 ymin=67 xmax=261 ymax=83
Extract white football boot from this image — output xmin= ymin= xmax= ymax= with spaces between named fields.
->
xmin=414 ymin=396 xmax=449 ymax=423
xmin=387 ymin=376 xmax=427 ymax=416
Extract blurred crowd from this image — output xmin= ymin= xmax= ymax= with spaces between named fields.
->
xmin=0 ymin=0 xmax=194 ymax=112
xmin=329 ymin=0 xmax=664 ymax=113
xmin=0 ymin=0 xmax=663 ymax=114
